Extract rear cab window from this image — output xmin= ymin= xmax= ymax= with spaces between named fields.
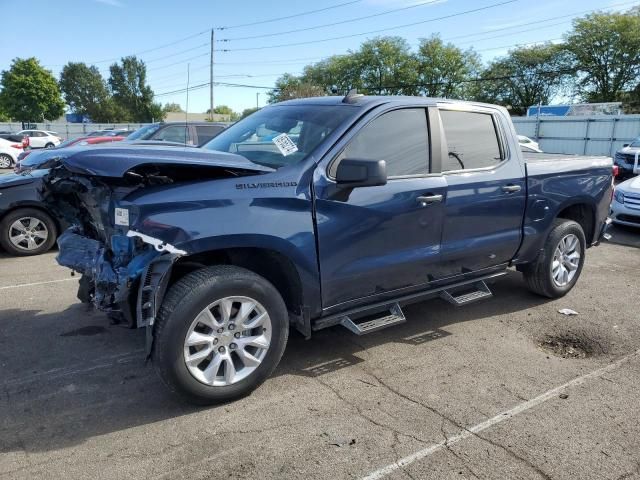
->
xmin=195 ymin=125 xmax=225 ymax=145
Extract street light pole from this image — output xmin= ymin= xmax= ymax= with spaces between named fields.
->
xmin=256 ymin=92 xmax=260 ymax=110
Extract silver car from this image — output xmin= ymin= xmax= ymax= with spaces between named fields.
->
xmin=611 ymin=176 xmax=640 ymax=227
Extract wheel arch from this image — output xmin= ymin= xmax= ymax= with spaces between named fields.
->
xmin=555 ymin=201 xmax=596 ymax=246
xmin=0 ymin=202 xmax=63 ymax=237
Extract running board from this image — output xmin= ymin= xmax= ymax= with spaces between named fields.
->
xmin=340 ymin=303 xmax=406 ymax=335
xmin=440 ymin=280 xmax=492 ymax=306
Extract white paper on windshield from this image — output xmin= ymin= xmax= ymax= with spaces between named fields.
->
xmin=115 ymin=208 xmax=129 ymax=226
xmin=272 ymin=133 xmax=298 ymax=157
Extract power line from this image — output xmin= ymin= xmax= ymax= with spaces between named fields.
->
xmin=223 ymin=0 xmax=520 ymax=52
xmin=218 ymin=0 xmax=446 ymax=42
xmin=216 ymin=0 xmax=365 ymax=30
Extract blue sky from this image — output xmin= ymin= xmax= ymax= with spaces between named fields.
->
xmin=0 ymin=0 xmax=633 ymax=114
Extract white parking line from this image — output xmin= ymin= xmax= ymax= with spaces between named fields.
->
xmin=0 ymin=278 xmax=76 ymax=290
xmin=361 ymin=349 xmax=640 ymax=480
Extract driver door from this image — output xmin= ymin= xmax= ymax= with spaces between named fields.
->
xmin=314 ymin=107 xmax=446 ymax=311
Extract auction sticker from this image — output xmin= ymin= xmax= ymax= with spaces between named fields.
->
xmin=272 ymin=133 xmax=298 ymax=157
xmin=115 ymin=207 xmax=130 ymax=226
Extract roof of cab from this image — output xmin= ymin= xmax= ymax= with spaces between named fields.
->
xmin=275 ymin=95 xmax=506 ymax=112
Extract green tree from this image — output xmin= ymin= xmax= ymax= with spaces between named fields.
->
xmin=239 ymin=107 xmax=259 ymax=119
xmin=354 ymin=37 xmax=417 ymax=94
xmin=565 ymin=9 xmax=640 ymax=102
xmin=415 ymin=35 xmax=481 ymax=99
xmin=59 ymin=62 xmax=114 ymax=122
xmin=473 ymin=44 xmax=571 ymax=115
xmin=268 ymin=73 xmax=325 ymax=103
xmin=0 ymin=57 xmax=64 ymax=122
xmin=206 ymin=105 xmax=240 ymax=120
xmin=108 ymin=56 xmax=160 ymax=122
xmin=163 ymin=102 xmax=184 ymax=113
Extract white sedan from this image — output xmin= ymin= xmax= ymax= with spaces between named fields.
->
xmin=518 ymin=135 xmax=542 ymax=153
xmin=15 ymin=130 xmax=63 ymax=149
xmin=0 ymin=138 xmax=24 ymax=168
xmin=611 ymin=176 xmax=640 ymax=228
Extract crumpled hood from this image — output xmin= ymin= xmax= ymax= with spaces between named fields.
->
xmin=20 ymin=144 xmax=273 ymax=177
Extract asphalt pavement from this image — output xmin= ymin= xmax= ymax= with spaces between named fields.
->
xmin=0 ymin=234 xmax=639 ymax=480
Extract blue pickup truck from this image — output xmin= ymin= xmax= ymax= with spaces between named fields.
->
xmin=39 ymin=94 xmax=613 ymax=404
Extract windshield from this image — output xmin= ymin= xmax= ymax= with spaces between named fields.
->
xmin=125 ymin=123 xmax=161 ymax=141
xmin=202 ymin=105 xmax=353 ymax=169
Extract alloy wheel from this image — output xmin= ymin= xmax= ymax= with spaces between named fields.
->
xmin=8 ymin=217 xmax=49 ymax=251
xmin=183 ymin=296 xmax=272 ymax=387
xmin=552 ymin=233 xmax=581 ymax=287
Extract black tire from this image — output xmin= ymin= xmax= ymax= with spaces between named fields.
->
xmin=0 ymin=154 xmax=12 ymax=169
xmin=0 ymin=208 xmax=58 ymax=256
xmin=152 ymin=265 xmax=289 ymax=405
xmin=523 ymin=219 xmax=586 ymax=298
xmin=44 ymin=143 xmax=55 ymax=148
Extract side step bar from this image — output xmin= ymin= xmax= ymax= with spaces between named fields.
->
xmin=340 ymin=303 xmax=405 ymax=335
xmin=439 ymin=280 xmax=492 ymax=307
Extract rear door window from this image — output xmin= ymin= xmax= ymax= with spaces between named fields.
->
xmin=152 ymin=125 xmax=190 ymax=144
xmin=440 ymin=110 xmax=503 ymax=172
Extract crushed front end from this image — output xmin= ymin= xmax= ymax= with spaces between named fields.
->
xmin=41 ymin=164 xmax=183 ymax=327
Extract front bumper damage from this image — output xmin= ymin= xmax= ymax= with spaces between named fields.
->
xmin=57 ymin=228 xmax=184 ymax=328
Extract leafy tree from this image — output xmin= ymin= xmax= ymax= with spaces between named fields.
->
xmin=0 ymin=105 xmax=9 ymax=122
xmin=206 ymin=105 xmax=240 ymax=120
xmin=268 ymin=73 xmax=325 ymax=103
xmin=108 ymin=56 xmax=160 ymax=122
xmin=473 ymin=44 xmax=571 ymax=115
xmin=59 ymin=62 xmax=111 ymax=121
xmin=163 ymin=102 xmax=184 ymax=113
xmin=354 ymin=37 xmax=417 ymax=95
xmin=239 ymin=107 xmax=259 ymax=119
xmin=415 ymin=35 xmax=481 ymax=99
xmin=0 ymin=58 xmax=64 ymax=122
xmin=565 ymin=9 xmax=640 ymax=102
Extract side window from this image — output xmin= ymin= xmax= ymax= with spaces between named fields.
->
xmin=152 ymin=125 xmax=189 ymax=144
xmin=195 ymin=125 xmax=224 ymax=145
xmin=338 ymin=108 xmax=429 ymax=177
xmin=440 ymin=110 xmax=503 ymax=172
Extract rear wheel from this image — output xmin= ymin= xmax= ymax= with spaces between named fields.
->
xmin=152 ymin=265 xmax=289 ymax=405
xmin=0 ymin=208 xmax=57 ymax=256
xmin=44 ymin=143 xmax=55 ymax=148
xmin=0 ymin=154 xmax=12 ymax=169
xmin=523 ymin=219 xmax=586 ymax=298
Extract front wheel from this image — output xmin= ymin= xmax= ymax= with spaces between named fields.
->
xmin=0 ymin=154 xmax=12 ymax=169
xmin=0 ymin=208 xmax=57 ymax=256
xmin=523 ymin=219 xmax=586 ymax=298
xmin=44 ymin=143 xmax=55 ymax=148
xmin=152 ymin=265 xmax=289 ymax=405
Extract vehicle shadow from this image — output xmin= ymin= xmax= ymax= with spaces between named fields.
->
xmin=0 ymin=271 xmax=550 ymax=456
xmin=607 ymin=224 xmax=640 ymax=249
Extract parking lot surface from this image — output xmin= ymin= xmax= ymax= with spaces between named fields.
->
xmin=1 ymin=235 xmax=639 ymax=480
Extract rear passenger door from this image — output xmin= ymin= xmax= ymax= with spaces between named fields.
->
xmin=432 ymin=106 xmax=526 ymax=280
xmin=315 ymin=107 xmax=447 ymax=310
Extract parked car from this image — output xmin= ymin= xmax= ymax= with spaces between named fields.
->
xmin=124 ymin=122 xmax=228 ymax=146
xmin=15 ymin=130 xmax=62 ymax=149
xmin=87 ymin=129 xmax=133 ymax=137
xmin=518 ymin=135 xmax=542 ymax=152
xmin=37 ymin=95 xmax=612 ymax=404
xmin=611 ymin=176 xmax=640 ymax=228
xmin=16 ymin=135 xmax=125 ymax=169
xmin=614 ymin=137 xmax=640 ymax=180
xmin=0 ymin=170 xmax=64 ymax=255
xmin=0 ymin=137 xmax=25 ymax=168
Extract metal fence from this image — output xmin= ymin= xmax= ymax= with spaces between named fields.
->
xmin=0 ymin=122 xmax=147 ymax=140
xmin=512 ymin=115 xmax=640 ymax=157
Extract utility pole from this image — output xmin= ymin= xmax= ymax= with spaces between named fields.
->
xmin=256 ymin=92 xmax=260 ymax=110
xmin=209 ymin=29 xmax=215 ymax=121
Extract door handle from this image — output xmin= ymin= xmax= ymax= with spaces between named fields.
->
xmin=502 ymin=184 xmax=522 ymax=193
xmin=416 ymin=194 xmax=443 ymax=205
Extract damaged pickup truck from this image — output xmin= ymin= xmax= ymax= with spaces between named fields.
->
xmin=40 ymin=94 xmax=613 ymax=404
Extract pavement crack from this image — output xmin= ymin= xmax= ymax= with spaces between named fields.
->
xmin=363 ymin=369 xmax=551 ymax=480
